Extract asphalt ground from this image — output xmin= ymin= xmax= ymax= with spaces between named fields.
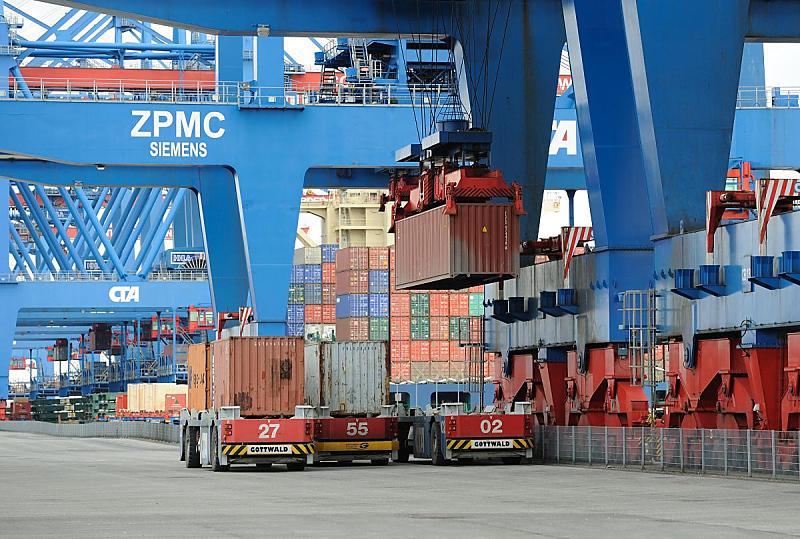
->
xmin=1 ymin=431 xmax=798 ymax=538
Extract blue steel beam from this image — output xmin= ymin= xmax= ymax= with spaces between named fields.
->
xmin=16 ymin=183 xmax=71 ymax=271
xmin=119 ymin=189 xmax=167 ymax=268
xmin=70 ymin=186 xmax=108 ymax=260
xmin=57 ymin=186 xmax=113 ymax=274
xmin=32 ymin=184 xmax=86 ymax=272
xmin=622 ymin=0 xmax=748 ymax=235
xmin=111 ymin=188 xmax=151 ymax=251
xmin=73 ymin=187 xmax=127 ymax=277
xmin=133 ymin=189 xmax=181 ymax=275
xmin=9 ymin=225 xmax=36 ymax=277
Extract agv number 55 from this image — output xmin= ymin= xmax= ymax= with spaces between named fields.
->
xmin=346 ymin=422 xmax=369 ymax=436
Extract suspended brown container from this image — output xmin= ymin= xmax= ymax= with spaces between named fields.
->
xmin=211 ymin=337 xmax=305 ymax=417
xmin=394 ymin=203 xmax=520 ymax=290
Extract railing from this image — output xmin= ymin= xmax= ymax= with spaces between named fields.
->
xmin=0 ymin=421 xmax=180 ymax=443
xmin=3 ymin=77 xmax=458 ymax=108
xmin=538 ymin=426 xmax=800 ymax=481
xmin=737 ymin=86 xmax=800 ymax=109
xmin=147 ymin=270 xmax=208 ymax=281
xmin=0 ymin=270 xmax=208 ymax=282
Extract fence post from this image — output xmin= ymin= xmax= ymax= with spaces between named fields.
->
xmin=541 ymin=424 xmax=546 ymax=460
xmin=701 ymin=429 xmax=706 ymax=473
xmin=747 ymin=429 xmax=752 ymax=477
xmin=679 ymin=429 xmax=684 ymax=473
xmin=622 ymin=427 xmax=626 ymax=467
xmin=772 ymin=430 xmax=777 ymax=480
xmin=660 ymin=427 xmax=664 ymax=471
xmin=588 ymin=425 xmax=592 ymax=465
xmin=641 ymin=427 xmax=645 ymax=470
xmin=556 ymin=426 xmax=560 ymax=463
xmin=572 ymin=425 xmax=576 ymax=464
xmin=604 ymin=426 xmax=609 ymax=466
xmin=723 ymin=430 xmax=728 ymax=476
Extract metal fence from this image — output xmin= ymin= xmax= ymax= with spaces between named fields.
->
xmin=538 ymin=426 xmax=800 ymax=481
xmin=0 ymin=420 xmax=179 ymax=444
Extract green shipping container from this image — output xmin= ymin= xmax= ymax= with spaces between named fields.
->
xmin=468 ymin=293 xmax=485 ymax=316
xmin=411 ymin=317 xmax=430 ymax=340
xmin=288 ymin=284 xmax=305 ymax=304
xmin=369 ymin=317 xmax=390 ymax=341
xmin=449 ymin=317 xmax=470 ymax=341
xmin=410 ymin=293 xmax=430 ymax=317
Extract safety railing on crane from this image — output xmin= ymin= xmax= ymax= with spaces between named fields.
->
xmin=0 ymin=270 xmax=208 ymax=282
xmin=737 ymin=86 xmax=800 ymax=109
xmin=2 ymin=77 xmax=457 ymax=108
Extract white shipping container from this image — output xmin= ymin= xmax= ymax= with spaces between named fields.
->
xmin=304 ymin=341 xmax=389 ymax=416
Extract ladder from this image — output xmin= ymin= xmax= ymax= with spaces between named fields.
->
xmin=349 ymin=38 xmax=371 ymax=82
xmin=620 ymin=289 xmax=663 ymax=410
xmin=318 ymin=66 xmax=338 ymax=101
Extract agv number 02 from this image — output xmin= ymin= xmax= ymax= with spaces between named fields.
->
xmin=480 ymin=419 xmax=503 ymax=434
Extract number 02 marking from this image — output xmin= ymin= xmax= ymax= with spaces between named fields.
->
xmin=479 ymin=419 xmax=503 ymax=434
xmin=258 ymin=423 xmax=280 ymax=439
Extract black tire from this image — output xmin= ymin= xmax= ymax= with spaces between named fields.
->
xmin=211 ymin=427 xmax=229 ymax=472
xmin=286 ymin=461 xmax=306 ymax=471
xmin=502 ymin=456 xmax=523 ymax=465
xmin=185 ymin=426 xmax=200 ymax=469
xmin=255 ymin=463 xmax=273 ymax=470
xmin=179 ymin=426 xmax=186 ymax=462
xmin=370 ymin=458 xmax=390 ymax=466
xmin=396 ymin=441 xmax=410 ymax=463
xmin=431 ymin=423 xmax=446 ymax=466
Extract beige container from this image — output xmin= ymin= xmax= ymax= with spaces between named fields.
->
xmin=187 ymin=343 xmax=210 ymax=411
xmin=127 ymin=383 xmax=187 ymax=412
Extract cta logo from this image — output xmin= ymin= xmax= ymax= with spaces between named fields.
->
xmin=550 ymin=120 xmax=577 ymax=156
xmin=130 ymin=110 xmax=225 ymax=158
xmin=109 ymin=286 xmax=140 ymax=303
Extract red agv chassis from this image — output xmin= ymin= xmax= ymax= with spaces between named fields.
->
xmin=314 ymin=416 xmax=399 ymax=464
xmin=398 ymin=403 xmax=534 ymax=465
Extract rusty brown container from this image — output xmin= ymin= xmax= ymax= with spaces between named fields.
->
xmin=394 ymin=203 xmax=520 ymax=290
xmin=187 ymin=343 xmax=210 ymax=411
xmin=211 ymin=337 xmax=305 ymax=417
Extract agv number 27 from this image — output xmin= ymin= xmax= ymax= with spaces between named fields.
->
xmin=258 ymin=423 xmax=280 ymax=439
xmin=480 ymin=419 xmax=503 ymax=434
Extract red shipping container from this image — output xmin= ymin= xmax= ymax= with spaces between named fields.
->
xmin=470 ymin=317 xmax=483 ymax=342
xmin=322 ymin=304 xmax=336 ymax=323
xmin=429 ymin=317 xmax=450 ymax=340
xmin=450 ymin=293 xmax=470 ymax=316
xmin=165 ymin=393 xmax=187 ymax=414
xmin=336 ymin=247 xmax=369 ymax=271
xmin=336 ymin=270 xmax=369 ymax=295
xmin=468 ymin=285 xmax=485 ymax=293
xmin=429 ymin=293 xmax=450 ymax=317
xmin=392 ymin=361 xmax=411 ymax=382
xmin=391 ymin=340 xmax=411 ymax=361
xmin=322 ymin=284 xmax=336 ymax=304
xmin=430 ymin=341 xmax=451 ymax=361
xmin=389 ymin=246 xmax=395 ymax=267
xmin=410 ymin=341 xmax=430 ymax=361
xmin=390 ymin=293 xmax=410 ymax=318
xmin=336 ymin=317 xmax=369 ymax=341
xmin=394 ymin=203 xmax=519 ymax=290
xmin=305 ymin=304 xmax=322 ymax=323
xmin=116 ymin=394 xmax=128 ymax=410
xmin=369 ymin=247 xmax=389 ymax=269
xmin=450 ymin=341 xmax=464 ymax=361
xmin=390 ymin=316 xmax=411 ymax=341
xmin=322 ymin=263 xmax=336 ymax=284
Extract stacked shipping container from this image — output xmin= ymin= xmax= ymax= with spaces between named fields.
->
xmin=287 ymin=245 xmax=338 ymax=341
xmin=335 ymin=247 xmax=390 ymax=341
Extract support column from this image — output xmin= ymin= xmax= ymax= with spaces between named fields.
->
xmin=622 ymin=0 xmax=749 ymax=235
xmin=233 ymin=162 xmax=307 ymax=335
xmin=195 ymin=168 xmax=249 ymax=316
xmin=0 ymin=285 xmax=20 ymax=399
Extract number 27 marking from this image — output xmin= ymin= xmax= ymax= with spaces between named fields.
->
xmin=258 ymin=423 xmax=280 ymax=439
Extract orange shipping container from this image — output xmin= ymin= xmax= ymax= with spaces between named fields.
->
xmin=165 ymin=393 xmax=187 ymax=414
xmin=211 ymin=337 xmax=305 ymax=417
xmin=410 ymin=340 xmax=430 ymax=361
xmin=322 ymin=284 xmax=336 ymax=304
xmin=336 ymin=247 xmax=369 ymax=271
xmin=430 ymin=341 xmax=450 ymax=361
xmin=390 ymin=316 xmax=410 ymax=341
xmin=450 ymin=293 xmax=470 ymax=316
xmin=429 ymin=317 xmax=450 ymax=340
xmin=390 ymin=292 xmax=410 ymax=317
xmin=392 ymin=361 xmax=411 ymax=382
xmin=322 ymin=304 xmax=336 ymax=324
xmin=468 ymin=285 xmax=485 ymax=293
xmin=429 ymin=293 xmax=450 ymax=317
xmin=335 ymin=269 xmax=370 ymax=295
xmin=391 ymin=340 xmax=411 ymax=361
xmin=322 ymin=263 xmax=336 ymax=284
xmin=187 ymin=343 xmax=210 ymax=411
xmin=305 ymin=304 xmax=322 ymax=323
xmin=336 ymin=317 xmax=369 ymax=341
xmin=115 ymin=394 xmax=128 ymax=411
xmin=450 ymin=341 xmax=464 ymax=361
xmin=369 ymin=247 xmax=389 ymax=269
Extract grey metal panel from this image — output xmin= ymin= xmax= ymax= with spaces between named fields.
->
xmin=303 ymin=344 xmax=322 ymax=409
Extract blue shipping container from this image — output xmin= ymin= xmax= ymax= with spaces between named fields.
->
xmin=291 ymin=265 xmax=304 ymax=284
xmin=368 ymin=270 xmax=390 ymax=293
xmin=286 ymin=323 xmax=305 ymax=337
xmin=303 ymin=264 xmax=322 ymax=283
xmin=304 ymin=284 xmax=323 ymax=304
xmin=336 ymin=294 xmax=370 ymax=318
xmin=369 ymin=293 xmax=390 ymax=317
xmin=321 ymin=244 xmax=339 ymax=263
xmin=286 ymin=304 xmax=305 ymax=324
